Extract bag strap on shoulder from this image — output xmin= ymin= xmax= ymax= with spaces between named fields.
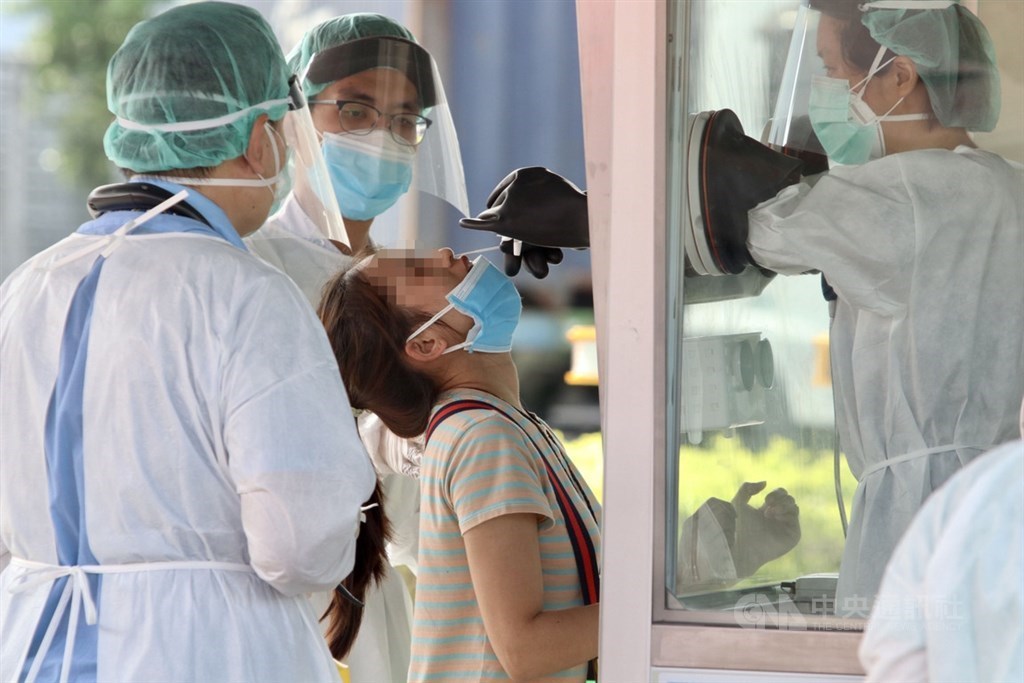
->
xmin=426 ymin=399 xmax=600 ymax=606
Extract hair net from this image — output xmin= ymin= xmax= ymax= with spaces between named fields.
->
xmin=104 ymin=1 xmax=292 ymax=173
xmin=860 ymin=0 xmax=1000 ymax=131
xmin=287 ymin=13 xmax=427 ymax=101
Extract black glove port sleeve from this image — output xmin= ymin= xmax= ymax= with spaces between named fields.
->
xmin=499 ymin=240 xmax=563 ymax=279
xmin=459 ymin=167 xmax=590 ymax=249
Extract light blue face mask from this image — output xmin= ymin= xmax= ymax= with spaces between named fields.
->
xmin=406 ymin=256 xmax=523 ymax=354
xmin=808 ymin=49 xmax=929 ymax=165
xmin=322 ymin=129 xmax=414 ymax=220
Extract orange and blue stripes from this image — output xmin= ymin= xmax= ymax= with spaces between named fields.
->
xmin=411 ymin=391 xmax=601 ymax=683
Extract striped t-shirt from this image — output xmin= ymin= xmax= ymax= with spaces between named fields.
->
xmin=409 ymin=389 xmax=602 ymax=683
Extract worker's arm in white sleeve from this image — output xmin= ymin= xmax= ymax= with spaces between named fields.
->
xmin=223 ymin=275 xmax=376 ymax=597
xmin=748 ymin=155 xmax=916 ymax=317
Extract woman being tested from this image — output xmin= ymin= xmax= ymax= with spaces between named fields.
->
xmin=319 ymin=249 xmax=601 ymax=682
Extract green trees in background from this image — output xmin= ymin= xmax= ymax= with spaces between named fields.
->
xmin=14 ymin=0 xmax=155 ymax=191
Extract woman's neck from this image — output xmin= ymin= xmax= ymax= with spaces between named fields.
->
xmin=437 ymin=353 xmax=522 ymax=410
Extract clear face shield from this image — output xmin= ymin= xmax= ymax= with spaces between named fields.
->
xmin=765 ymin=3 xmax=831 ymax=169
xmin=303 ymin=36 xmax=469 ymax=222
xmin=282 ymin=75 xmax=350 ymax=247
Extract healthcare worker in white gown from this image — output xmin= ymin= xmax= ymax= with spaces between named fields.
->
xmin=745 ymin=0 xmax=1024 ymax=610
xmin=245 ymin=14 xmax=469 ymax=683
xmin=0 ymin=4 xmax=375 ymax=682
xmin=859 ymin=399 xmax=1024 ymax=682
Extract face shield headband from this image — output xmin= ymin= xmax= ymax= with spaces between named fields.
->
xmin=303 ymin=37 xmax=437 ymax=108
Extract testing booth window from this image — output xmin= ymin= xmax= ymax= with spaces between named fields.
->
xmin=663 ymin=0 xmax=857 ymax=624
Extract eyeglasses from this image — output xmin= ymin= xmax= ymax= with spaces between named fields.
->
xmin=309 ymin=99 xmax=432 ymax=146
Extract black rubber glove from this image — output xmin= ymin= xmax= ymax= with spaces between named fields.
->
xmin=498 ymin=239 xmax=564 ymax=278
xmin=459 ymin=167 xmax=590 ymax=249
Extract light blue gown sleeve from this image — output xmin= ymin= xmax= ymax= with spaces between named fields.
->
xmin=747 ymin=155 xmax=917 ymax=317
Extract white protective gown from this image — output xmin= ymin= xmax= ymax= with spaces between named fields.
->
xmin=860 ymin=437 xmax=1024 ymax=683
xmin=0 ymin=187 xmax=376 ymax=683
xmin=246 ymin=194 xmax=349 ymax=307
xmin=246 ymin=196 xmax=419 ymax=683
xmin=748 ymin=146 xmax=1024 ymax=610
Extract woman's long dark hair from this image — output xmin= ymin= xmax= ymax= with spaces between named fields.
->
xmin=318 ymin=264 xmax=439 ymax=438
xmin=315 ymin=262 xmax=440 ymax=658
xmin=320 ymin=479 xmax=390 ymax=660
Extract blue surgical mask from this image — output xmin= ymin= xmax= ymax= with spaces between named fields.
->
xmin=808 ymin=49 xmax=928 ymax=165
xmin=322 ymin=129 xmax=414 ymax=221
xmin=406 ymin=256 xmax=523 ymax=354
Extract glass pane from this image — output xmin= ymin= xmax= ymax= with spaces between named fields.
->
xmin=665 ymin=0 xmax=855 ymax=623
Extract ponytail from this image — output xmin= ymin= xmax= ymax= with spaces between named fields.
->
xmin=320 ymin=479 xmax=391 ymax=659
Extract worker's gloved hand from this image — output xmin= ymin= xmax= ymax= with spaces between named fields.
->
xmin=730 ymin=482 xmax=801 ymax=578
xmin=499 ymin=238 xmax=564 ymax=278
xmin=460 ymin=165 xmax=590 ymax=248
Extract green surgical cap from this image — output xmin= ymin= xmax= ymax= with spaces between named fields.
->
xmin=104 ymin=1 xmax=291 ymax=173
xmin=287 ymin=13 xmax=421 ymax=100
xmin=861 ymin=1 xmax=1000 ymax=131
